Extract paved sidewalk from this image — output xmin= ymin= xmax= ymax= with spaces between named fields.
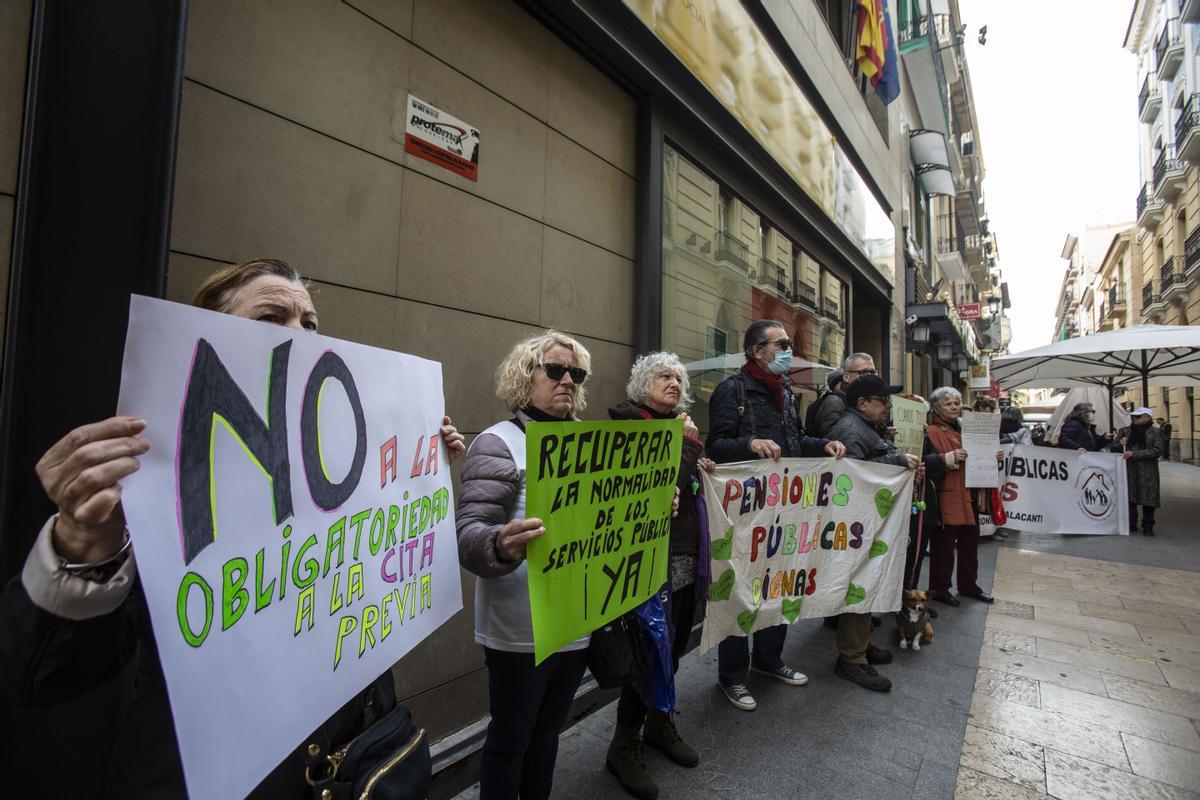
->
xmin=957 ymin=547 xmax=1200 ymax=799
xmin=454 ymin=463 xmax=1200 ymax=799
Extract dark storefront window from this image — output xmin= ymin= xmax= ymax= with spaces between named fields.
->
xmin=662 ymin=144 xmax=847 ymax=433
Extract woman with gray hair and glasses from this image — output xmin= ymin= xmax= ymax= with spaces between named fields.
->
xmin=603 ymin=352 xmax=710 ymax=799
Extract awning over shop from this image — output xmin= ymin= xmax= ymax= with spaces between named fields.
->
xmin=910 ymin=129 xmax=950 ymax=168
xmin=917 ymin=165 xmax=956 ymax=196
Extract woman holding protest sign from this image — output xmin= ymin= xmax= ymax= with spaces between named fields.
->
xmin=925 ymin=387 xmax=992 ymax=607
xmin=602 ymin=352 xmax=708 ymax=799
xmin=0 ymin=259 xmax=466 ymax=798
xmin=456 ymin=329 xmax=595 ymax=800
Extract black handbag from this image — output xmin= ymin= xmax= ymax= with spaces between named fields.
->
xmin=587 ymin=613 xmax=645 ymax=689
xmin=306 ymin=703 xmax=431 ymax=800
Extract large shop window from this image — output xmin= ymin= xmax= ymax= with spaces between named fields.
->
xmin=662 ymin=145 xmax=847 ymax=433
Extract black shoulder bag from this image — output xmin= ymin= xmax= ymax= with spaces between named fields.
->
xmin=306 ymin=683 xmax=432 ymax=800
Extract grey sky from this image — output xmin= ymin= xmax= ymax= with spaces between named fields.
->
xmin=957 ymin=0 xmax=1140 ymax=352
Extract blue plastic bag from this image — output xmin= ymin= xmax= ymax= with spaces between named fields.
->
xmin=631 ymin=589 xmax=675 ymax=712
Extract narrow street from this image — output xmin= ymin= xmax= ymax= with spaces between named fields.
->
xmin=481 ymin=462 xmax=1200 ymax=799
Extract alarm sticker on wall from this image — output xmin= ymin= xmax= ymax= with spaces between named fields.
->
xmin=401 ymin=94 xmax=480 ymax=181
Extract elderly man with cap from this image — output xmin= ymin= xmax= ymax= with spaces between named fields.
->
xmin=825 ymin=375 xmax=920 ymax=692
xmin=1108 ymin=407 xmax=1166 ymax=536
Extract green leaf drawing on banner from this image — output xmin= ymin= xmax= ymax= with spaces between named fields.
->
xmin=845 ymin=583 xmax=866 ymax=605
xmin=874 ymin=488 xmax=897 ymax=518
xmin=736 ymin=608 xmax=759 ymax=634
xmin=831 ymin=473 xmax=852 ymax=506
xmin=869 ymin=539 xmax=889 ymax=558
xmin=782 ymin=598 xmax=803 ymax=623
xmin=710 ymin=525 xmax=734 ymax=560
xmin=708 ymin=568 xmax=735 ymax=602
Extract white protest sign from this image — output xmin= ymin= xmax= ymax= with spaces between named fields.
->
xmin=961 ymin=410 xmax=1001 ymax=488
xmin=700 ymin=458 xmax=914 ymax=652
xmin=116 ymin=296 xmax=462 ymax=799
xmin=1000 ymin=444 xmax=1130 ymax=535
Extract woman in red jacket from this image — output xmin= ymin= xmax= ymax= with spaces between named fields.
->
xmin=925 ymin=387 xmax=994 ymax=606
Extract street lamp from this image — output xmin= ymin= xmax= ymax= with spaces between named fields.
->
xmin=912 ymin=321 xmax=930 ymax=343
xmin=937 ymin=341 xmax=953 ymax=361
xmin=987 ymin=295 xmax=1002 ymax=316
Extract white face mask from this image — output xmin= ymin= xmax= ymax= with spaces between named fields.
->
xmin=767 ymin=349 xmax=793 ymax=375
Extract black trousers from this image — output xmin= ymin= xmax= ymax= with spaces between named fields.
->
xmin=615 ymin=584 xmax=698 ymax=727
xmin=1129 ymin=503 xmax=1157 ymax=529
xmin=480 ymin=647 xmax=588 ymax=800
xmin=717 ymin=623 xmax=786 ymax=687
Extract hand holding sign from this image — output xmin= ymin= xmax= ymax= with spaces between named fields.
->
xmin=496 ymin=517 xmax=545 ymax=562
xmin=37 ymin=416 xmax=150 ymax=563
xmin=750 ymin=438 xmax=783 ymax=460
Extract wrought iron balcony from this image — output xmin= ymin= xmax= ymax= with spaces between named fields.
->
xmin=1157 ymin=18 xmax=1183 ymax=80
xmin=757 ymin=260 xmax=789 ymax=297
xmin=794 ymin=279 xmax=818 ymax=309
xmin=1177 ymin=94 xmax=1200 ymax=165
xmin=715 ymin=232 xmax=751 ymax=273
xmin=1107 ymin=285 xmax=1125 ymax=316
xmin=1185 ymin=227 xmax=1200 ymax=276
xmin=1153 ymin=147 xmax=1187 ymax=201
xmin=1140 ymin=77 xmax=1162 ymax=123
xmin=1162 ymin=258 xmax=1186 ymax=301
xmin=822 ymin=296 xmax=842 ymax=324
xmin=1137 ymin=182 xmax=1166 ymax=230
xmin=1142 ymin=281 xmax=1166 ymax=318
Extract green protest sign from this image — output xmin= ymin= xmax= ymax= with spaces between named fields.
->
xmin=891 ymin=395 xmax=928 ymax=457
xmin=525 ymin=419 xmax=682 ymax=664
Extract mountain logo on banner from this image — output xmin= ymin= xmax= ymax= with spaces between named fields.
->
xmin=1076 ymin=467 xmax=1117 ymax=521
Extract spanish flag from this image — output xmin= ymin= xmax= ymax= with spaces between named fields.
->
xmin=856 ymin=0 xmax=886 ymax=86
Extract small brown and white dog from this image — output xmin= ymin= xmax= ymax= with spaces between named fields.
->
xmin=896 ymin=589 xmax=934 ymax=650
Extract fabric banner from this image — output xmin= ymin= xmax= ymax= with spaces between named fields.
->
xmin=1000 ymin=444 xmax=1130 ymax=535
xmin=525 ymin=419 xmax=683 ymax=664
xmin=891 ymin=395 xmax=928 ymax=457
xmin=700 ymin=458 xmax=915 ymax=652
xmin=116 ymin=297 xmax=462 ymax=799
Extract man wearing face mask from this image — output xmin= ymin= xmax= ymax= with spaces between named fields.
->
xmin=706 ymin=320 xmax=846 ymax=712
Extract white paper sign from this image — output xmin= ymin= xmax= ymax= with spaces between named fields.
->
xmin=116 ymin=297 xmax=462 ymax=799
xmin=1000 ymin=444 xmax=1130 ymax=535
xmin=699 ymin=458 xmax=914 ymax=652
xmin=961 ymin=410 xmax=1001 ymax=488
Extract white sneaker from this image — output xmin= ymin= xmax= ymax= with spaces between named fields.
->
xmin=751 ymin=664 xmax=809 ymax=686
xmin=719 ymin=682 xmax=757 ymax=711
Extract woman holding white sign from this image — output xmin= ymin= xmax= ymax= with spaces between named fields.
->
xmin=0 ymin=259 xmax=466 ymax=798
xmin=925 ymin=387 xmax=992 ymax=606
xmin=456 ymin=330 xmax=594 ymax=800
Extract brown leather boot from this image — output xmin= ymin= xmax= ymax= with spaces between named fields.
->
xmin=606 ymin=722 xmax=658 ymax=799
xmin=644 ymin=710 xmax=699 ymax=768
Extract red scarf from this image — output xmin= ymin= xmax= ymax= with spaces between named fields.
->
xmin=744 ymin=361 xmax=786 ymax=409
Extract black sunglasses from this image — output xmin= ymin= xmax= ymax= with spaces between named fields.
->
xmin=540 ymin=363 xmax=588 ymax=384
xmin=759 ymin=338 xmax=793 ymax=351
